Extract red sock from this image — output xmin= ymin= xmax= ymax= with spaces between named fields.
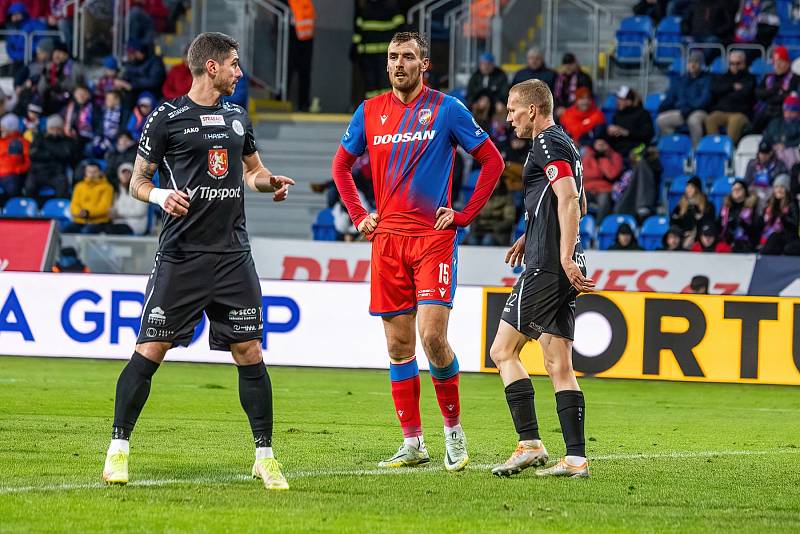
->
xmin=432 ymin=373 xmax=461 ymax=428
xmin=389 ymin=359 xmax=422 ymax=438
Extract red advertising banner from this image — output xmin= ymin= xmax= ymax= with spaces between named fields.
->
xmin=0 ymin=219 xmax=57 ymax=272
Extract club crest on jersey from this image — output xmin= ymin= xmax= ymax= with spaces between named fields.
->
xmin=207 ymin=148 xmax=229 ymax=179
xmin=545 ymin=165 xmax=559 ymax=182
xmin=232 ymin=119 xmax=244 ymax=136
xmin=418 ymin=108 xmax=432 ymax=125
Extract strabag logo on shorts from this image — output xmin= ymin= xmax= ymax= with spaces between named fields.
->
xmin=200 ymin=114 xmax=226 ymax=127
xmin=148 ymin=306 xmax=166 ymax=326
xmin=228 ymin=307 xmax=259 ymax=321
xmin=207 ymin=148 xmax=229 ymax=179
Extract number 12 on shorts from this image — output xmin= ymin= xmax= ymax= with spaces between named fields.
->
xmin=438 ymin=263 xmax=450 ymax=285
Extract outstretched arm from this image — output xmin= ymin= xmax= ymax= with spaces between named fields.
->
xmin=243 ymin=151 xmax=295 ymax=201
xmin=129 ymin=154 xmax=190 ymax=218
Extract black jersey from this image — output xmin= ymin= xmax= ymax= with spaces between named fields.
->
xmin=522 ymin=124 xmax=585 ymax=273
xmin=137 ymin=95 xmax=258 ymax=253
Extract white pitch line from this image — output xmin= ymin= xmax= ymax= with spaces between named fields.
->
xmin=1 ymin=449 xmax=798 ymax=495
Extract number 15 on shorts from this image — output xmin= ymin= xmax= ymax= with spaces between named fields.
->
xmin=438 ymin=263 xmax=450 ymax=285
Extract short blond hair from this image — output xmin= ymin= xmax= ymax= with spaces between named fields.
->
xmin=510 ymin=79 xmax=553 ymax=117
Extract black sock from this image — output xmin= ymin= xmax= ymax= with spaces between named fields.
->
xmin=555 ymin=390 xmax=586 ymax=457
xmin=504 ymin=378 xmax=540 ymax=441
xmin=238 ymin=361 xmax=273 ymax=448
xmin=112 ymin=352 xmax=160 ymax=440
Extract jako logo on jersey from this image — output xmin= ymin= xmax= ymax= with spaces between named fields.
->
xmin=195 ymin=186 xmax=241 ymax=201
xmin=207 ymin=148 xmax=229 ymax=179
xmin=373 ymin=130 xmax=436 ymax=145
xmin=183 ymin=127 xmax=199 ymax=135
xmin=418 ymin=108 xmax=432 ymax=125
xmin=200 ymin=114 xmax=226 ymax=127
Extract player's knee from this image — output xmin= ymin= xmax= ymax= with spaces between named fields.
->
xmin=386 ymin=338 xmax=415 ymax=359
xmin=489 ymin=342 xmax=513 ymax=367
xmin=231 ymin=342 xmax=263 ymax=366
xmin=420 ymin=330 xmax=448 ymax=360
xmin=544 ymin=357 xmax=573 ymax=380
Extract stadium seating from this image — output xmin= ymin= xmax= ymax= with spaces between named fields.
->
xmin=644 ymin=93 xmax=666 ymax=124
xmin=601 ymin=93 xmax=617 ymax=124
xmin=668 ymin=57 xmax=686 ymax=81
xmin=734 ymin=134 xmax=762 ymax=178
xmin=668 ymin=174 xmax=691 ymax=213
xmin=709 ymin=56 xmax=727 ymax=74
xmin=695 ymin=135 xmax=733 ymax=183
xmin=658 ymin=134 xmax=692 ymax=179
xmin=311 ymin=208 xmax=338 ymax=241
xmin=749 ymin=57 xmax=774 ymax=83
xmin=775 ymin=22 xmax=800 ymax=47
xmin=598 ymin=214 xmax=638 ymax=250
xmin=615 ymin=16 xmax=653 ymax=64
xmin=579 ymin=214 xmax=596 ymax=249
xmin=640 ymin=215 xmax=669 ymax=251
xmin=778 ymin=0 xmax=793 ymax=25
xmin=710 ymin=176 xmax=735 ymax=214
xmin=654 ymin=16 xmax=682 ymax=65
xmin=2 ymin=197 xmax=38 ymax=217
xmin=40 ymin=198 xmax=71 ymax=229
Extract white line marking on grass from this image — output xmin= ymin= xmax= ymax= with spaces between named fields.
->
xmin=1 ymin=449 xmax=798 ymax=495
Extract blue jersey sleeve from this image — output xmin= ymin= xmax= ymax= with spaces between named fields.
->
xmin=447 ymin=96 xmax=490 ymax=152
xmin=341 ymin=102 xmax=367 ymax=156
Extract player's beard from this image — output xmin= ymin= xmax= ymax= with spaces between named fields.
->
xmin=215 ymin=76 xmax=238 ymax=97
xmin=390 ymin=69 xmax=420 ymax=93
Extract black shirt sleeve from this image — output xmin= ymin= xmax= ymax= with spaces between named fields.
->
xmin=243 ymin=113 xmax=257 ymax=156
xmin=137 ymin=109 xmax=170 ymax=164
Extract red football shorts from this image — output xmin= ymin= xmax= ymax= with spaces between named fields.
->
xmin=369 ymin=232 xmax=458 ymax=316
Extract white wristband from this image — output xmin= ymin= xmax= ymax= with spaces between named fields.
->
xmin=148 ymin=188 xmax=171 ymax=209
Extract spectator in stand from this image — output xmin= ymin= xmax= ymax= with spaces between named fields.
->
xmin=466 ymin=52 xmax=509 ymax=110
xmin=465 ymin=179 xmax=516 ymax=246
xmin=24 ymin=114 xmax=73 ymax=202
xmin=501 ymin=131 xmax=530 ymax=166
xmin=4 ymin=2 xmax=46 ymax=73
xmin=128 ymin=0 xmax=157 ymax=49
xmin=656 ymin=51 xmax=712 ymax=146
xmin=126 ymin=92 xmax=155 ymax=140
xmin=744 ymin=141 xmax=787 ymax=205
xmin=107 ymin=163 xmax=148 ymax=235
xmin=752 ymin=47 xmax=799 ymax=134
xmin=582 ymin=133 xmax=623 ymax=221
xmin=688 ymin=274 xmax=710 ymax=294
xmin=703 ymin=50 xmax=755 ymax=144
xmin=560 ymin=86 xmax=605 ymax=145
xmin=161 ymin=48 xmax=192 ymax=100
xmin=734 ymin=0 xmax=780 ymax=55
xmin=660 ymin=225 xmax=685 ymax=250
xmin=759 ymin=173 xmax=800 ymax=253
xmin=91 ymin=90 xmax=127 ymax=159
xmin=762 ymin=93 xmax=800 ymax=155
xmin=633 ymin=0 xmax=668 ymax=23
xmin=681 ymin=0 xmax=736 ymax=61
xmin=512 ymin=48 xmax=556 ymax=91
xmin=671 ymin=176 xmax=716 ymax=247
xmin=692 ymin=223 xmax=732 ymax=252
xmin=553 ymin=52 xmax=593 ymax=117
xmin=0 ymin=113 xmax=29 ymax=198
xmin=43 ymin=41 xmax=85 ymax=115
xmin=609 ymin=223 xmax=643 ymax=250
xmin=118 ymin=39 xmax=166 ymax=100
xmin=612 ymin=145 xmax=662 ymax=220
xmin=52 ymin=246 xmax=90 ymax=273
xmin=470 ymin=89 xmax=496 ymax=136
xmin=607 ymin=86 xmax=654 ymax=157
xmin=13 ymin=39 xmax=51 ymax=92
xmin=21 ymin=103 xmax=43 ymax=142
xmin=92 ymin=56 xmax=121 ymax=108
xmin=63 ymin=85 xmax=96 ymax=155
xmin=105 ymin=130 xmax=137 ymax=186
xmin=719 ymin=178 xmax=760 ymax=251
xmin=64 ymin=161 xmax=113 ymax=233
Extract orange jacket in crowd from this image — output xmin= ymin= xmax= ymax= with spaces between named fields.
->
xmin=70 ymin=176 xmax=114 ymax=224
xmin=289 ymin=0 xmax=315 ymax=40
xmin=582 ymin=146 xmax=624 ymax=194
xmin=560 ymin=101 xmax=605 ymax=143
xmin=0 ymin=132 xmax=30 ymax=177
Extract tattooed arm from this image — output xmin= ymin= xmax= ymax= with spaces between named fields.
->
xmin=130 ymin=154 xmax=190 ymax=218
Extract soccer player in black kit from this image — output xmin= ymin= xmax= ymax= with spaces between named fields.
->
xmin=489 ymin=79 xmax=596 ymax=478
xmin=101 ymin=32 xmax=295 ymax=490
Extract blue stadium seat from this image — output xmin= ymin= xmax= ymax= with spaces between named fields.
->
xmin=514 ymin=214 xmax=525 ymax=240
xmin=778 ymin=0 xmax=793 ymax=25
xmin=668 ymin=57 xmax=686 ymax=81
xmin=639 ymin=215 xmax=669 ymax=251
xmin=695 ymin=135 xmax=733 ymax=182
xmin=709 ymin=56 xmax=726 ymax=74
xmin=667 ymin=174 xmax=692 ymax=214
xmin=615 ymin=16 xmax=653 ymax=64
xmin=657 ymin=134 xmax=692 ymax=179
xmin=40 ymin=198 xmax=71 ymax=229
xmin=311 ymin=208 xmax=338 ymax=241
xmin=2 ymin=196 xmax=38 ymax=217
xmin=654 ymin=16 xmax=682 ymax=64
xmin=601 ymin=93 xmax=617 ymax=125
xmin=579 ymin=214 xmax=596 ymax=249
xmin=645 ymin=92 xmax=666 ymax=123
xmin=776 ymin=22 xmax=800 ymax=47
xmin=749 ymin=57 xmax=774 ymax=83
xmin=597 ymin=214 xmax=638 ymax=250
xmin=710 ymin=176 xmax=735 ymax=214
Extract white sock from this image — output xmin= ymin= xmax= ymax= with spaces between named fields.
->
xmin=520 ymin=439 xmax=542 ymax=448
xmin=404 ymin=436 xmax=425 ymax=449
xmin=444 ymin=424 xmax=463 ymax=435
xmin=565 ymin=455 xmax=586 ymax=466
xmin=255 ymin=447 xmax=274 ymax=460
xmin=108 ymin=439 xmax=129 ymax=454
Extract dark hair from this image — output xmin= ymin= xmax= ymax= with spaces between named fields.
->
xmin=389 ymin=31 xmax=429 ymax=59
xmin=187 ymin=32 xmax=239 ymax=77
xmin=106 ymin=89 xmax=122 ymax=101
xmin=116 ymin=130 xmax=134 ymax=141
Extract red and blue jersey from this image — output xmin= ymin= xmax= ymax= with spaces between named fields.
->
xmin=340 ymin=86 xmax=490 ymax=235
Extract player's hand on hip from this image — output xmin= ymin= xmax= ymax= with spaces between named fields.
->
xmin=434 ymin=207 xmax=456 ymax=230
xmin=562 ymin=258 xmax=595 ymax=293
xmin=270 ymin=175 xmax=295 ymax=202
xmin=358 ymin=212 xmax=379 ymax=235
xmin=505 ymin=235 xmax=525 ymax=267
xmin=164 ymin=190 xmax=190 ymax=217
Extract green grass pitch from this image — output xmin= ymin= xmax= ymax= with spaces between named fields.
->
xmin=1 ymin=355 xmax=799 ymax=532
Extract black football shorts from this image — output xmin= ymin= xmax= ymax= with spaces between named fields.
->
xmin=501 ymin=268 xmax=579 ymax=341
xmin=137 ymin=251 xmax=263 ymax=351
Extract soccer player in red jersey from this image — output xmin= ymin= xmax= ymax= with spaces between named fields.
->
xmin=332 ymin=32 xmax=504 ymax=470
